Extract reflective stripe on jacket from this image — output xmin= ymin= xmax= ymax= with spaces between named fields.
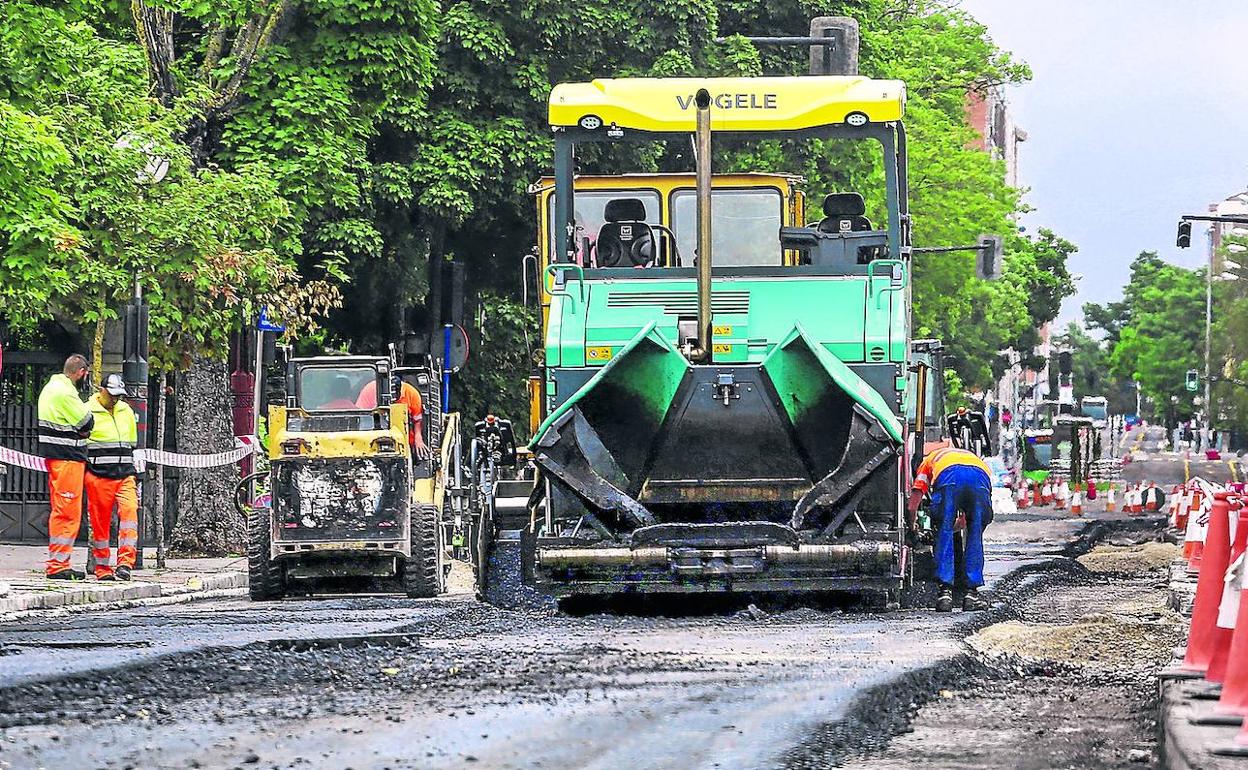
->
xmin=86 ymin=393 xmax=138 ymax=479
xmin=37 ymin=374 xmax=93 ymax=461
xmin=912 ymin=447 xmax=991 ymax=495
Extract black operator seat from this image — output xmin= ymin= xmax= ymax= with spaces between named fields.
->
xmin=819 ymin=191 xmax=886 ymax=264
xmin=780 ymin=191 xmax=888 ymax=268
xmin=595 ymin=198 xmax=656 ymax=268
xmin=817 ymin=192 xmax=872 ymax=234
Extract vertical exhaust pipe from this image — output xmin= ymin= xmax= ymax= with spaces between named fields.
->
xmin=694 ymin=88 xmax=713 ymax=363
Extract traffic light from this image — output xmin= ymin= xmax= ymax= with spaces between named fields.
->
xmin=1177 ymin=220 xmax=1192 ymax=249
xmin=1186 ymin=369 xmax=1200 ymax=392
xmin=976 ymin=234 xmax=1003 ymax=280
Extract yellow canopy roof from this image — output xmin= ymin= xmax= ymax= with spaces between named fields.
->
xmin=549 ymin=76 xmax=905 ymax=133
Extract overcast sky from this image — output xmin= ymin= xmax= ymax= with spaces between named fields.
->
xmin=956 ymin=0 xmax=1248 ymax=321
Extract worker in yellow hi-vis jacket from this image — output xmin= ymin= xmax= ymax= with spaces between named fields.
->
xmin=84 ymin=374 xmax=139 ymax=581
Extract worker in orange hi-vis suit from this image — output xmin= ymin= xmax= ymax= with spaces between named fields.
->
xmin=84 ymin=374 xmax=140 ymax=581
xmin=356 ymin=375 xmax=431 ymax=461
xmin=37 ymin=354 xmax=95 ymax=580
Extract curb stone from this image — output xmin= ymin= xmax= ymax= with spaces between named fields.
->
xmin=0 ymin=571 xmax=247 ymax=619
xmin=1159 ymin=677 xmax=1247 ymax=770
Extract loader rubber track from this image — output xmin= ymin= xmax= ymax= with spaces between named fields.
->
xmin=247 ymin=511 xmax=285 ymax=601
xmin=404 ymin=503 xmax=444 ymax=598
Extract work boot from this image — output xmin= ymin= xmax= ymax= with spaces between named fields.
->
xmin=47 ymin=569 xmax=86 ymax=581
xmin=962 ymin=589 xmax=989 ymax=612
xmin=115 ymin=566 xmax=132 ymax=582
xmin=96 ymin=573 xmax=116 ymax=582
xmin=935 ymin=586 xmax=954 ymax=613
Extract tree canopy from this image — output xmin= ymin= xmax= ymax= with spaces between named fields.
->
xmin=1084 ymin=251 xmax=1205 ymax=423
xmin=0 ymin=2 xmax=328 ymax=371
xmin=1 ymin=0 xmax=1074 ymax=415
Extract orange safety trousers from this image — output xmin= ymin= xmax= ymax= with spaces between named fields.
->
xmin=46 ymin=459 xmax=85 ymax=575
xmin=85 ymin=473 xmax=138 ymax=578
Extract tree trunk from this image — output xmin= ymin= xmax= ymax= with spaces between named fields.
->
xmin=170 ymin=355 xmax=242 ymax=555
xmin=91 ymin=316 xmax=106 ymax=389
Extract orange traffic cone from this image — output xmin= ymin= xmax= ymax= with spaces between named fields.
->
xmin=1214 ymin=518 xmax=1248 ymax=723
xmin=1210 ymin=559 xmax=1248 ymax=755
xmin=1178 ymin=489 xmax=1193 ymax=533
xmin=1179 ymin=492 xmax=1236 ymax=673
xmin=1207 ymin=501 xmax=1248 ymax=684
xmin=1189 ymin=499 xmax=1210 ymax=574
xmin=1106 ymin=484 xmax=1117 ymax=512
xmin=1070 ymin=486 xmax=1083 ymax=516
xmin=1146 ymin=484 xmax=1160 ymax=511
xmin=1056 ymin=480 xmax=1068 ymax=510
xmin=1042 ymin=481 xmax=1053 ymax=504
xmin=1016 ymin=482 xmax=1029 ymax=510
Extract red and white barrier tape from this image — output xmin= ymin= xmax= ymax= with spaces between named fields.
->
xmin=0 ymin=445 xmax=53 ymax=472
xmin=139 ymin=440 xmax=254 ymax=470
xmin=0 ymin=438 xmax=256 ymax=474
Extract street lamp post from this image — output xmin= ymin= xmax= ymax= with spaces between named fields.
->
xmin=1206 ymin=226 xmax=1213 ymax=428
xmin=1178 ymin=213 xmax=1248 ymax=450
xmin=122 ymin=277 xmax=149 ymax=569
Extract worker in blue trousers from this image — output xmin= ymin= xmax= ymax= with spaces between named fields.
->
xmin=908 ymin=446 xmax=994 ymax=612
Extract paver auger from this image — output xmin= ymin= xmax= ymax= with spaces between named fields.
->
xmin=478 ymin=59 xmax=924 ymax=605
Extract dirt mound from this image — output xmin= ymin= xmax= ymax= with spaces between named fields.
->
xmin=1076 ymin=541 xmax=1180 ymax=574
xmin=968 ymin=607 xmax=1184 ymax=671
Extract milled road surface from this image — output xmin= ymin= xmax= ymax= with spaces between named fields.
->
xmin=0 ymin=511 xmax=1131 ymax=770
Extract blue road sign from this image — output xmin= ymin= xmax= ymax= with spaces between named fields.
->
xmin=257 ymin=306 xmax=286 ymax=333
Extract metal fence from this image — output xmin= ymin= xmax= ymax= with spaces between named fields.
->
xmin=0 ymin=352 xmax=64 ymax=541
xmin=0 ymin=352 xmax=186 ymax=545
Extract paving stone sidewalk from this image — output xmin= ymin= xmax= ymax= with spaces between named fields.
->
xmin=0 ymin=544 xmax=247 ymax=617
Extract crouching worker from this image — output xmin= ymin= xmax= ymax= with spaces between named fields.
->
xmin=84 ymin=374 xmax=139 ymax=581
xmin=908 ymin=447 xmax=994 ymax=612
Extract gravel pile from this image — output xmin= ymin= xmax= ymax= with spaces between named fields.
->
xmin=1076 ymin=541 xmax=1181 ymax=575
xmin=968 ymin=611 xmax=1184 ymax=672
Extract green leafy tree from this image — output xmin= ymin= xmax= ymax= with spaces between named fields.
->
xmin=4 ymin=0 xmax=1080 ymax=453
xmin=1089 ymin=252 xmax=1204 ymax=425
xmin=0 ymin=2 xmax=340 ymax=556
